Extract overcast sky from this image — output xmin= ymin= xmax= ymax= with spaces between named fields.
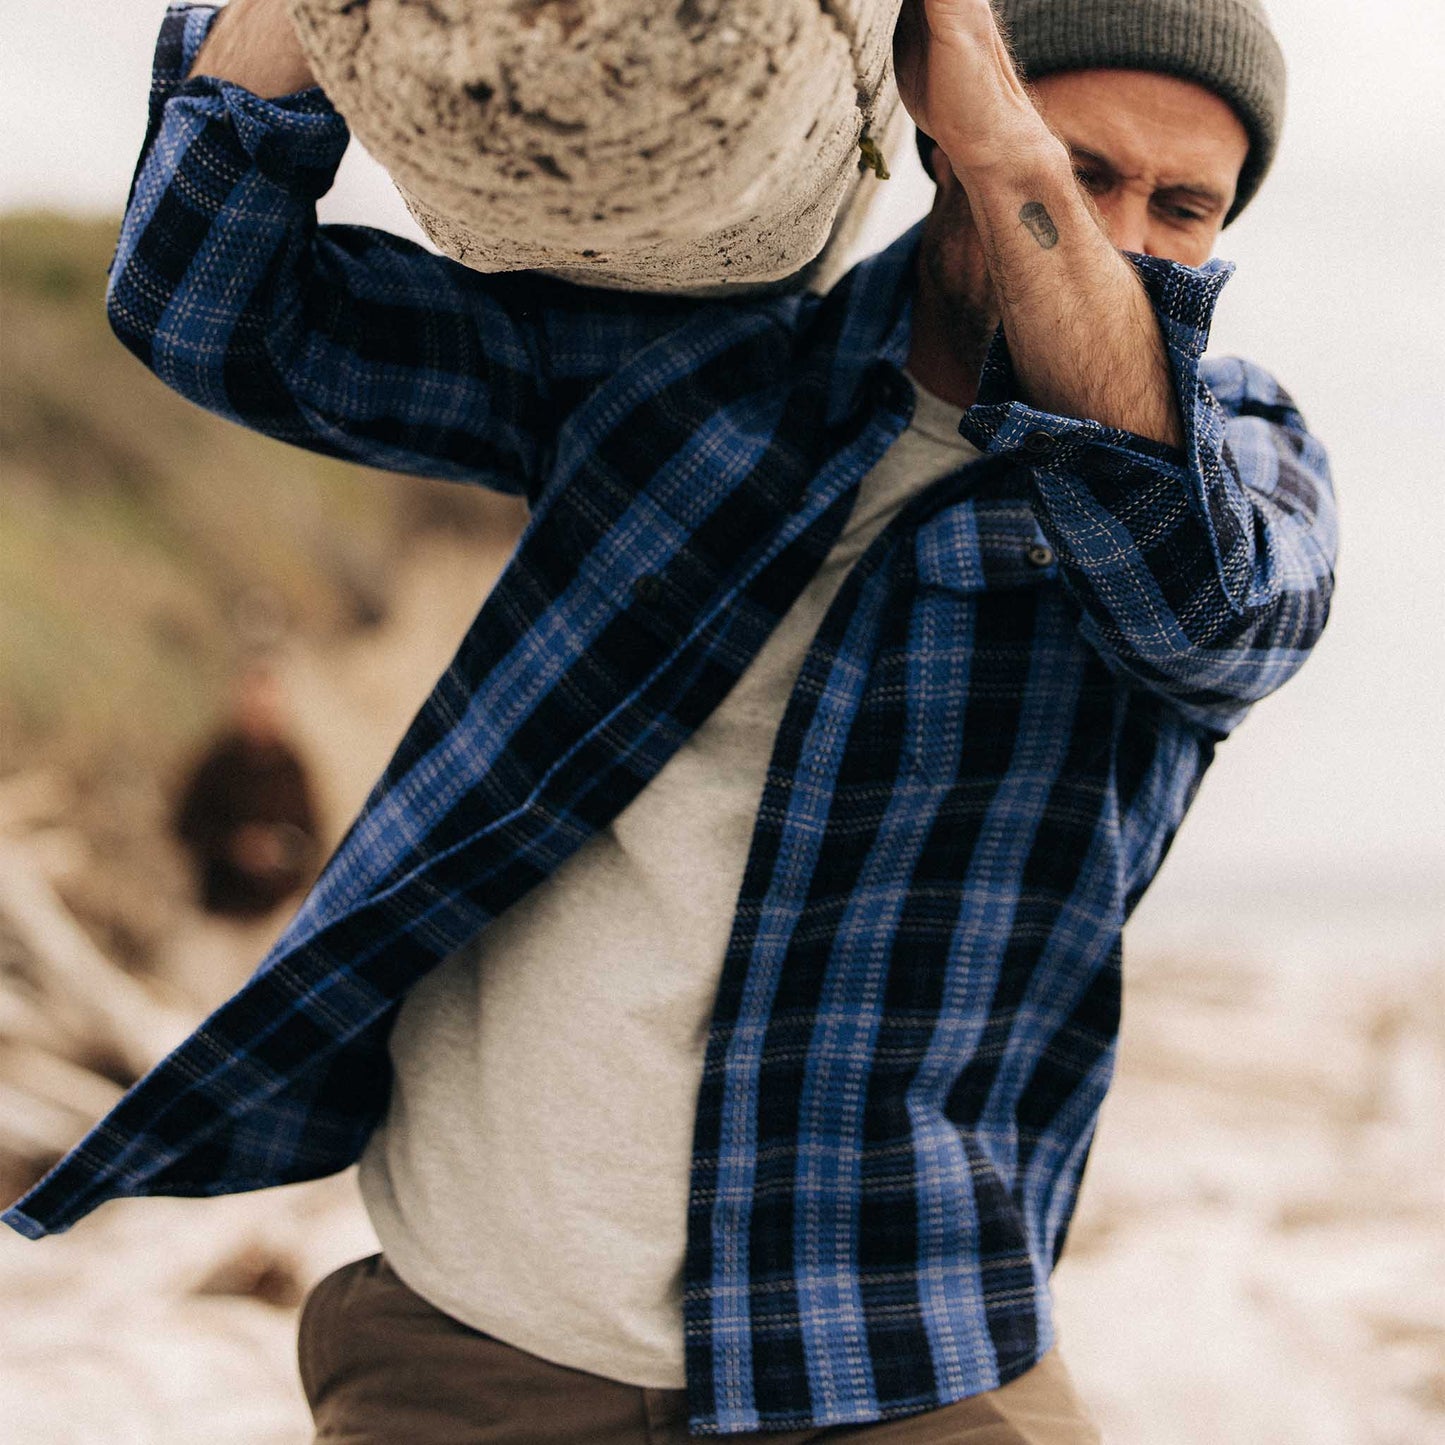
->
xmin=3 ymin=0 xmax=1443 ymax=948
xmin=4 ymin=0 xmax=1443 ymax=215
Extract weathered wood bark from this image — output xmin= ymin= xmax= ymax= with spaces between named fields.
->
xmin=289 ymin=0 xmax=906 ymax=290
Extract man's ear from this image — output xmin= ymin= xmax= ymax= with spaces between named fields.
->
xmin=915 ymin=127 xmax=936 ymax=181
xmin=927 ymin=140 xmax=956 ymax=191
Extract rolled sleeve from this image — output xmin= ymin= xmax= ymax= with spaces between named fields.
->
xmin=960 ymin=254 xmax=1337 ymax=737
xmin=110 ymin=4 xmax=351 ymax=401
xmin=136 ymin=4 xmax=349 ymax=202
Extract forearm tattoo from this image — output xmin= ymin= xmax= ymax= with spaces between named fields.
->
xmin=1019 ymin=201 xmax=1059 ymax=250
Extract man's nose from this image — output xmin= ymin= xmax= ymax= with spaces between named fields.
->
xmin=1095 ymin=196 xmax=1152 ymax=257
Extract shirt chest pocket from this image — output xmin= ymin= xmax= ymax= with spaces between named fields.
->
xmin=913 ymin=497 xmax=1060 ymax=593
xmin=902 ymin=498 xmax=1066 ymax=780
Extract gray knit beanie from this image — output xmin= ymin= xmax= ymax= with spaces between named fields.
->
xmin=916 ymin=0 xmax=1287 ymax=223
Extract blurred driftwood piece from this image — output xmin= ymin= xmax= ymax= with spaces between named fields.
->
xmin=0 ymin=844 xmax=193 ymax=1082
xmin=0 ymin=1079 xmax=94 ymax=1165
xmin=289 ymin=0 xmax=905 ymax=291
xmin=0 ymin=1040 xmax=124 ymax=1124
xmin=0 ymin=771 xmax=73 ymax=834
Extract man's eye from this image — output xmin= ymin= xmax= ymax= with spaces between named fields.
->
xmin=1074 ymin=170 xmax=1106 ymax=192
xmin=1155 ymin=197 xmax=1210 ymax=224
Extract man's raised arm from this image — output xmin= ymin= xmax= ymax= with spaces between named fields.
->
xmin=895 ymin=0 xmax=1336 ymax=736
xmin=107 ymin=3 xmax=583 ymax=499
xmin=896 ymin=0 xmax=1184 ymax=447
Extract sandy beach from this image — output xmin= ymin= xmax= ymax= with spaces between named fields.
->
xmin=2 ymin=921 xmax=1438 ymax=1443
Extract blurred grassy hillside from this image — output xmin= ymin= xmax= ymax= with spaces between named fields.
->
xmin=0 ymin=210 xmax=524 ymax=967
xmin=0 ymin=210 xmax=518 ymax=777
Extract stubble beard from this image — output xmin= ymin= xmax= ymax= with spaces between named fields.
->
xmin=920 ymin=205 xmax=1000 ymax=383
xmin=906 ymin=170 xmax=1004 ymax=413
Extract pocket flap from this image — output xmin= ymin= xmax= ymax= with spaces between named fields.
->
xmin=914 ymin=498 xmax=1059 ymax=593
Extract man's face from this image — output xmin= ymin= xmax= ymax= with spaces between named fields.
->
xmin=919 ymin=68 xmax=1251 ymax=329
xmin=1030 ymin=69 xmax=1251 ymax=264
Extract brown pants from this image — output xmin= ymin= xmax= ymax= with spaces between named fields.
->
xmin=298 ymin=1255 xmax=1101 ymax=1444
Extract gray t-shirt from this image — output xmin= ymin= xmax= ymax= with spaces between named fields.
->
xmin=358 ymin=377 xmax=978 ymax=1387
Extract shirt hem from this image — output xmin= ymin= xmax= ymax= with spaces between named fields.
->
xmin=0 ymin=1207 xmax=44 ymax=1240
xmin=685 ymin=1338 xmax=1056 ymax=1435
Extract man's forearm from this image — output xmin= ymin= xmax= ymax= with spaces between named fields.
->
xmin=941 ymin=134 xmax=1185 ymax=449
xmin=189 ymin=0 xmax=316 ymax=97
xmin=895 ymin=0 xmax=1186 ymax=448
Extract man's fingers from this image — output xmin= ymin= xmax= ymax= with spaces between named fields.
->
xmin=893 ymin=0 xmax=936 ymax=133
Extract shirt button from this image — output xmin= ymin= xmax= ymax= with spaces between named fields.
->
xmin=1020 ymin=430 xmax=1056 ymax=458
xmin=631 ymin=574 xmax=665 ymax=606
xmin=1025 ymin=544 xmax=1056 ymax=569
xmin=874 ymin=366 xmax=910 ymax=410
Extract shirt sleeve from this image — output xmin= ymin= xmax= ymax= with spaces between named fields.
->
xmin=959 ymin=254 xmax=1338 ymax=738
xmin=108 ymin=4 xmax=694 ymax=501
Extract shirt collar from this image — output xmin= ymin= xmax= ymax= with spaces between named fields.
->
xmin=868 ymin=219 xmax=924 ymax=370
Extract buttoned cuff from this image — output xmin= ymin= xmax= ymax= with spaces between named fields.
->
xmin=957 ymin=253 xmax=1235 ymax=471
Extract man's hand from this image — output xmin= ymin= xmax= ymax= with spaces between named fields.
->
xmin=190 ymin=0 xmax=317 ymax=98
xmin=893 ymin=0 xmax=1058 ymax=176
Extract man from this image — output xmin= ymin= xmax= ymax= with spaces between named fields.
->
xmin=174 ymin=659 xmax=320 ymax=918
xmin=3 ymin=0 xmax=1335 ymax=1441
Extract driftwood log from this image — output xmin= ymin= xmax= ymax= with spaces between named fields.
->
xmin=0 ymin=847 xmax=194 ymax=1083
xmin=289 ymin=0 xmax=906 ymax=290
xmin=0 ymin=839 xmax=198 ymax=1199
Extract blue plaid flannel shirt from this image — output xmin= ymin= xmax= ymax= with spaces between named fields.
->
xmin=4 ymin=6 xmax=1338 ymax=1434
